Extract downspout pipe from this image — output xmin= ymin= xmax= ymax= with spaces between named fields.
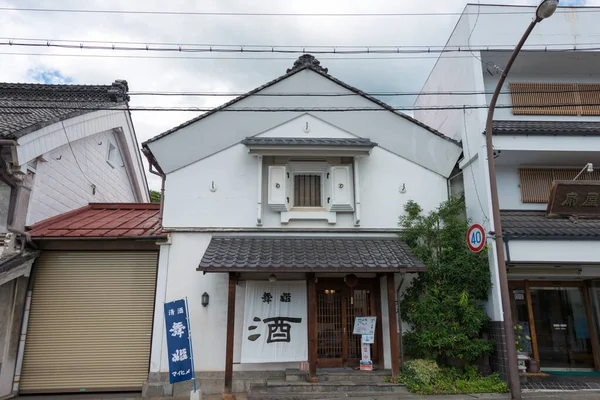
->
xmin=142 ymin=147 xmax=166 ymax=219
xmin=0 ymin=139 xmax=37 ymax=249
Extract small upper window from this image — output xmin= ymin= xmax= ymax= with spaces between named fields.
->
xmin=106 ymin=141 xmax=120 ymax=168
xmin=294 ymin=174 xmax=322 ymax=207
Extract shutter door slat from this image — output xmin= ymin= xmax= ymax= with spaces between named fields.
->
xmin=19 ymin=251 xmax=158 ymax=393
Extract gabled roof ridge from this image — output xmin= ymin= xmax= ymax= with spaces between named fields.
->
xmin=142 ymin=56 xmax=460 ymax=147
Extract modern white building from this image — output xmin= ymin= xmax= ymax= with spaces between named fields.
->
xmin=0 ymin=80 xmax=150 ymax=397
xmin=142 ymin=55 xmax=462 ymax=397
xmin=416 ymin=4 xmax=600 ymax=376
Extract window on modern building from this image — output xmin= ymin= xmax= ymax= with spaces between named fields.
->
xmin=294 ymin=174 xmax=322 ymax=207
xmin=519 ymin=168 xmax=600 ymax=203
xmin=510 ymin=82 xmax=600 ymax=116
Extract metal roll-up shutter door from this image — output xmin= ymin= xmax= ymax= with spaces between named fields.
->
xmin=19 ymin=251 xmax=158 ymax=393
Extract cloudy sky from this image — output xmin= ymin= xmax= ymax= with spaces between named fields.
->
xmin=0 ymin=0 xmax=596 ymax=190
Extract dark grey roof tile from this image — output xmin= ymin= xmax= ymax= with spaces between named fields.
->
xmin=501 ymin=210 xmax=600 ymax=239
xmin=198 ymin=236 xmax=425 ymax=272
xmin=0 ymin=80 xmax=129 ymax=138
xmin=492 ymin=121 xmax=600 ymax=136
xmin=241 ymin=137 xmax=377 ymax=147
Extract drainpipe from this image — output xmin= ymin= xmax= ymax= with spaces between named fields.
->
xmin=0 ymin=139 xmax=37 ymax=250
xmin=142 ymin=148 xmax=166 ymax=219
xmin=396 ymin=272 xmax=406 ymax=373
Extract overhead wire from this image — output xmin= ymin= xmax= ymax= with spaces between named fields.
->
xmin=1 ymin=6 xmax=599 ymax=17
xmin=2 ymin=103 xmax=600 ymax=112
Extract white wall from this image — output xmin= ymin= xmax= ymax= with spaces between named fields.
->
xmin=163 ymin=144 xmax=449 ymax=230
xmin=26 ymin=130 xmax=136 ymax=225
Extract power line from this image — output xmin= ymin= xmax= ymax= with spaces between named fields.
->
xmin=0 ymin=51 xmax=471 ymax=61
xmin=2 ymin=103 xmax=600 ymax=112
xmin=4 ymin=88 xmax=600 ymax=98
xmin=3 ymin=40 xmax=600 ymax=55
xmin=6 ymin=36 xmax=600 ymax=49
xmin=1 ymin=6 xmax=598 ymax=17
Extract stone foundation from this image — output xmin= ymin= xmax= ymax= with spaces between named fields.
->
xmin=142 ymin=370 xmax=286 ymax=397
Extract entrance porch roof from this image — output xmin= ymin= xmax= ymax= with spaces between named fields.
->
xmin=197 ymin=236 xmax=425 ymax=273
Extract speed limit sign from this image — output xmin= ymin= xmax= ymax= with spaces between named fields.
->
xmin=467 ymin=224 xmax=486 ymax=253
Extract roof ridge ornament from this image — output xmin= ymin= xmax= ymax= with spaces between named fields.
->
xmin=287 ymin=54 xmax=328 ymax=74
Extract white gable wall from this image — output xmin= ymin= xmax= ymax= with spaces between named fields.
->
xmin=163 ymin=142 xmax=448 ymax=230
xmin=26 ymin=130 xmax=136 ymax=225
xmin=147 ymin=70 xmax=460 ymax=178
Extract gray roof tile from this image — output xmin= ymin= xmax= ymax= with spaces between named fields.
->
xmin=241 ymin=137 xmax=377 ymax=147
xmin=0 ymin=80 xmax=129 ymax=138
xmin=198 ymin=236 xmax=425 ymax=272
xmin=501 ymin=210 xmax=600 ymax=239
xmin=493 ymin=120 xmax=600 ymax=136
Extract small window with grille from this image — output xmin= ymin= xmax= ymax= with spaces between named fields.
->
xmin=294 ymin=174 xmax=322 ymax=207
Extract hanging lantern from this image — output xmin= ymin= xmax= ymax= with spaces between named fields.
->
xmin=344 ymin=274 xmax=358 ymax=288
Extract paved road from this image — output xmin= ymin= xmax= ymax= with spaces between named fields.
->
xmin=17 ymin=391 xmax=600 ymax=400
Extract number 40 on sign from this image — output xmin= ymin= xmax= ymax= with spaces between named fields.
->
xmin=466 ymin=224 xmax=486 ymax=253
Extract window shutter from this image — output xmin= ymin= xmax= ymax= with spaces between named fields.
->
xmin=268 ymin=166 xmax=288 ymax=211
xmin=329 ymin=166 xmax=354 ymax=211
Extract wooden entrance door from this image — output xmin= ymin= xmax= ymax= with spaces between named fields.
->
xmin=316 ymin=279 xmax=381 ymax=367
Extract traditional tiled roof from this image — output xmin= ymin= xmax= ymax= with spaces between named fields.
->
xmin=27 ymin=203 xmax=165 ymax=239
xmin=492 ymin=120 xmax=600 ymax=136
xmin=143 ymin=55 xmax=459 ymax=146
xmin=198 ymin=236 xmax=425 ymax=272
xmin=0 ymin=80 xmax=129 ymax=138
xmin=501 ymin=210 xmax=600 ymax=239
xmin=241 ymin=137 xmax=378 ymax=147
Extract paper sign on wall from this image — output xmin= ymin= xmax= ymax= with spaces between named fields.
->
xmin=361 ymin=334 xmax=374 ymax=344
xmin=241 ymin=281 xmax=308 ymax=363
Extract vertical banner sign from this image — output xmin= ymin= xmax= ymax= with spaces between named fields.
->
xmin=241 ymin=281 xmax=307 ymax=363
xmin=164 ymin=299 xmax=193 ymax=384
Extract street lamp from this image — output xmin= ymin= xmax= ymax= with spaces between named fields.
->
xmin=484 ymin=1 xmax=559 ymax=399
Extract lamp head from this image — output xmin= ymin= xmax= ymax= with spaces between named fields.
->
xmin=269 ymin=274 xmax=277 ymax=283
xmin=587 ymin=163 xmax=594 ymax=173
xmin=536 ymin=0 xmax=559 ymax=20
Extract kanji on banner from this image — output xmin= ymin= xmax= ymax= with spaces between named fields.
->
xmin=241 ymin=281 xmax=307 ymax=363
xmin=164 ymin=299 xmax=193 ymax=383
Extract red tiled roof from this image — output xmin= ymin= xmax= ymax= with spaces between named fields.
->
xmin=28 ymin=203 xmax=165 ymax=239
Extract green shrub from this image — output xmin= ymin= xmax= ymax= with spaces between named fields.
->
xmin=392 ymin=360 xmax=508 ymax=395
xmin=399 ymin=194 xmax=494 ymax=364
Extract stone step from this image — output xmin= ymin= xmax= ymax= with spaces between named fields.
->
xmin=317 ymin=369 xmax=391 ymax=384
xmin=285 ymin=369 xmax=392 ymax=384
xmin=248 ymin=380 xmax=407 ymax=400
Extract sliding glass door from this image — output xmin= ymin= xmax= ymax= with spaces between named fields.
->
xmin=529 ymin=287 xmax=595 ymax=369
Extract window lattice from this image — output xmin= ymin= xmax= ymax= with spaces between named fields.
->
xmin=519 ymin=168 xmax=600 ymax=203
xmin=509 ymin=82 xmax=600 ymax=116
xmin=294 ymin=174 xmax=321 ymax=207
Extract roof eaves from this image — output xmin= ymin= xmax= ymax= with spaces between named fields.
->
xmin=142 ymin=66 xmax=310 ymax=147
xmin=8 ymin=102 xmax=127 ymax=139
xmin=142 ymin=64 xmax=460 ymax=148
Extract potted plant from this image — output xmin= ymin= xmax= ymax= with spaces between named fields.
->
xmin=514 ymin=324 xmax=531 ymax=374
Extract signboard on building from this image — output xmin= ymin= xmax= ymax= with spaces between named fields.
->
xmin=241 ymin=281 xmax=307 ymax=363
xmin=466 ymin=224 xmax=486 ymax=253
xmin=164 ymin=299 xmax=194 ymax=384
xmin=353 ymin=316 xmax=376 ymax=335
xmin=547 ymin=180 xmax=600 ymax=217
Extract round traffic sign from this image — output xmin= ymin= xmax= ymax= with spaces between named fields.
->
xmin=466 ymin=224 xmax=486 ymax=253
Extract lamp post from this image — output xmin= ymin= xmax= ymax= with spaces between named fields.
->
xmin=484 ymin=1 xmax=559 ymax=399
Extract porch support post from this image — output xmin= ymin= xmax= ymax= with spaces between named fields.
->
xmin=386 ymin=273 xmax=400 ymax=379
xmin=307 ymin=273 xmax=319 ymax=383
xmin=223 ymin=273 xmax=236 ymax=400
